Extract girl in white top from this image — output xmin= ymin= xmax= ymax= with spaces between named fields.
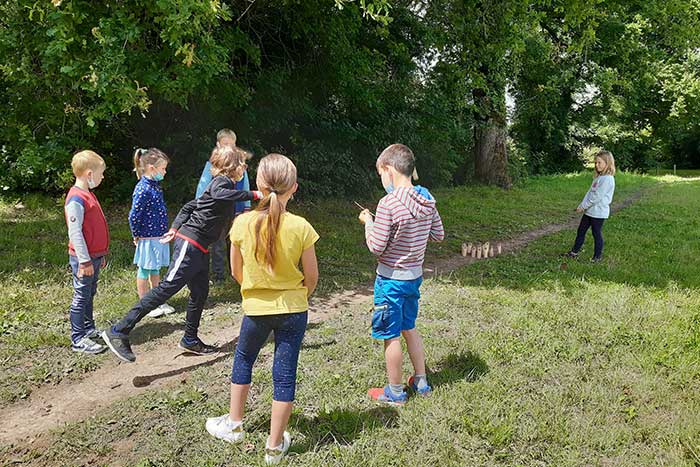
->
xmin=563 ymin=150 xmax=616 ymax=262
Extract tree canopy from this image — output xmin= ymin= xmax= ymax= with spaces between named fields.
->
xmin=1 ymin=0 xmax=698 ymax=199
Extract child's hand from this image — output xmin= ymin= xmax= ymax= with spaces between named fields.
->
xmin=358 ymin=209 xmax=373 ymax=225
xmin=576 ymin=207 xmax=584 ymax=213
xmin=101 ymin=257 xmax=107 ymax=269
xmin=133 ymin=237 xmax=139 ymax=246
xmin=160 ymin=229 xmax=176 ymax=244
xmin=78 ymin=262 xmax=94 ymax=278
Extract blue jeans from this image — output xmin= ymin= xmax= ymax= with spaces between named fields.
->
xmin=231 ymin=312 xmax=308 ymax=402
xmin=372 ymin=275 xmax=423 ymax=340
xmin=68 ymin=255 xmax=102 ymax=344
xmin=210 ymin=238 xmax=228 ymax=280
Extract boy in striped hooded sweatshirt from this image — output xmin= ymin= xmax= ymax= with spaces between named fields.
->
xmin=358 ymin=144 xmax=444 ymax=405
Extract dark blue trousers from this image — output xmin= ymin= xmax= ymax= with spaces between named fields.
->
xmin=572 ymin=214 xmax=606 ymax=258
xmin=111 ymin=237 xmax=209 ymax=344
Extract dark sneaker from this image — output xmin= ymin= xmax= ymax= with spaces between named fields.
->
xmin=561 ymin=251 xmax=579 ymax=258
xmin=178 ymin=338 xmax=218 ymax=355
xmin=71 ymin=336 xmax=106 ymax=354
xmin=101 ymin=329 xmax=136 ymax=362
xmin=591 ymin=256 xmax=603 ymax=263
xmin=367 ymin=385 xmax=407 ymax=406
xmin=407 ymin=375 xmax=432 ymax=396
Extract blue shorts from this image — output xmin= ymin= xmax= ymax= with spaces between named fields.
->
xmin=371 ymin=275 xmax=423 ymax=340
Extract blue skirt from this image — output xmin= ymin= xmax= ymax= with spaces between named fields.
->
xmin=133 ymin=238 xmax=171 ymax=270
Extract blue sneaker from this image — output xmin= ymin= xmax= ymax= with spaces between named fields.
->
xmin=367 ymin=385 xmax=407 ymax=406
xmin=408 ymin=375 xmax=432 ymax=396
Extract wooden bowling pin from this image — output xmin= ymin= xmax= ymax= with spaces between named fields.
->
xmin=461 ymin=243 xmax=468 ymax=257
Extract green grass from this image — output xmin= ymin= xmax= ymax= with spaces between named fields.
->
xmin=0 ymin=173 xmax=656 ymax=407
xmin=3 ymin=175 xmax=699 ymax=466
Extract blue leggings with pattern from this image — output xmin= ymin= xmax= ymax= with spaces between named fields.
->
xmin=231 ymin=311 xmax=308 ymax=402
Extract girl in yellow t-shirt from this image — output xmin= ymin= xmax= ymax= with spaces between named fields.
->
xmin=206 ymin=153 xmax=319 ymax=465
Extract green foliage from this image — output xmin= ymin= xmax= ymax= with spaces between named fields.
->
xmin=1 ymin=0 xmax=699 ymax=195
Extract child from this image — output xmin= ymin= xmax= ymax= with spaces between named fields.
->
xmin=102 ymin=145 xmax=263 ymax=363
xmin=358 ymin=143 xmax=444 ymax=405
xmin=64 ymin=150 xmax=110 ymax=354
xmin=563 ymin=150 xmax=616 ymax=262
xmin=194 ymin=129 xmax=252 ymax=283
xmin=205 ymin=153 xmax=319 ymax=466
xmin=129 ymin=147 xmax=175 ymax=318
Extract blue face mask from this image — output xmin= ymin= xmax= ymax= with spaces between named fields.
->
xmin=153 ymin=172 xmax=164 ymax=182
xmin=384 ymin=183 xmax=394 ymax=194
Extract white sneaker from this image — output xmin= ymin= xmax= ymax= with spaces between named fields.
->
xmin=265 ymin=431 xmax=291 ymax=465
xmin=205 ymin=414 xmax=245 ymax=443
xmin=159 ymin=303 xmax=175 ymax=315
xmin=71 ymin=336 xmax=106 ymax=354
xmin=147 ymin=305 xmax=166 ymax=318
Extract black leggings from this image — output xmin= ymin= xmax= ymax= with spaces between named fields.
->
xmin=572 ymin=214 xmax=605 ymax=258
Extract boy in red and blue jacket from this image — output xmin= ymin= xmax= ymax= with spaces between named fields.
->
xmin=64 ymin=150 xmax=110 ymax=354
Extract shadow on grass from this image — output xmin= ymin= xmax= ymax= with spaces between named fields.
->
xmin=131 ymin=336 xmax=240 ymax=388
xmin=289 ymin=406 xmax=400 ymax=453
xmin=428 ymin=351 xmax=489 ymax=389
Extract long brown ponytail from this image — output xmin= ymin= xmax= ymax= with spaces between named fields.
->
xmin=253 ymin=154 xmax=297 ymax=273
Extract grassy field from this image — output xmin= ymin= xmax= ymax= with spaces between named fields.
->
xmin=5 ymin=172 xmax=700 ymax=466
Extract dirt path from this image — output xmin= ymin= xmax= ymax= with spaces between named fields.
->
xmin=0 ymin=187 xmax=653 ymax=447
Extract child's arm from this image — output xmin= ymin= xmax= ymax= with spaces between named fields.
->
xmin=169 ymin=198 xmax=198 ymax=233
xmin=65 ymin=199 xmax=94 ymax=276
xmin=230 ymin=244 xmax=244 ymax=285
xmin=210 ymin=176 xmax=262 ymax=203
xmin=429 ymin=209 xmax=445 ymax=242
xmin=128 ymin=186 xmax=148 ymax=242
xmin=301 ymin=245 xmax=319 ymax=297
xmin=364 ymin=200 xmax=392 ymax=255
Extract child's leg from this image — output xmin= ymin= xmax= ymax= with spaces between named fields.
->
xmin=590 ymin=217 xmax=605 ymax=258
xmin=136 ymin=267 xmax=152 ymax=298
xmin=269 ymin=311 xmax=307 ymax=447
xmin=83 ymin=257 xmax=102 ymax=332
xmin=400 ymin=276 xmax=426 ymax=377
xmin=402 ymin=328 xmax=426 ymax=375
xmin=572 ymin=215 xmax=592 ymax=253
xmin=149 ymin=272 xmax=160 ymax=289
xmin=183 ymin=253 xmax=210 ymax=344
xmin=68 ymin=255 xmax=92 ymax=343
xmin=210 ymin=238 xmax=227 ymax=281
xmin=111 ymin=239 xmax=196 ymax=337
xmin=384 ymin=338 xmax=404 ymax=385
xmin=230 ymin=315 xmax=274 ymax=420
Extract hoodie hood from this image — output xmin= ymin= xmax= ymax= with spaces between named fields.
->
xmin=390 ymin=185 xmax=436 ymax=219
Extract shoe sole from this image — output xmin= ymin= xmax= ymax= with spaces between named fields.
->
xmin=177 ymin=343 xmax=218 ymax=356
xmin=71 ymin=346 xmax=107 ymax=355
xmin=101 ymin=331 xmax=136 ymax=363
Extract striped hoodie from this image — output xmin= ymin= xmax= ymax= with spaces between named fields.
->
xmin=364 ymin=185 xmax=444 ymax=280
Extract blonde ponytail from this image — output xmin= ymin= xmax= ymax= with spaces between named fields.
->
xmin=253 ymin=154 xmax=297 ymax=273
xmin=133 ymin=148 xmax=146 ymax=179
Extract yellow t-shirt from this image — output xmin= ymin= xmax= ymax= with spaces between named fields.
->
xmin=230 ymin=210 xmax=319 ymax=316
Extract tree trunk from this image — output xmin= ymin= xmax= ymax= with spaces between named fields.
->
xmin=473 ymin=116 xmax=511 ymax=188
xmin=472 ymin=83 xmax=512 ymax=188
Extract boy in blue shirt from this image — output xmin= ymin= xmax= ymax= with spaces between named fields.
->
xmin=195 ymin=129 xmax=251 ymax=282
